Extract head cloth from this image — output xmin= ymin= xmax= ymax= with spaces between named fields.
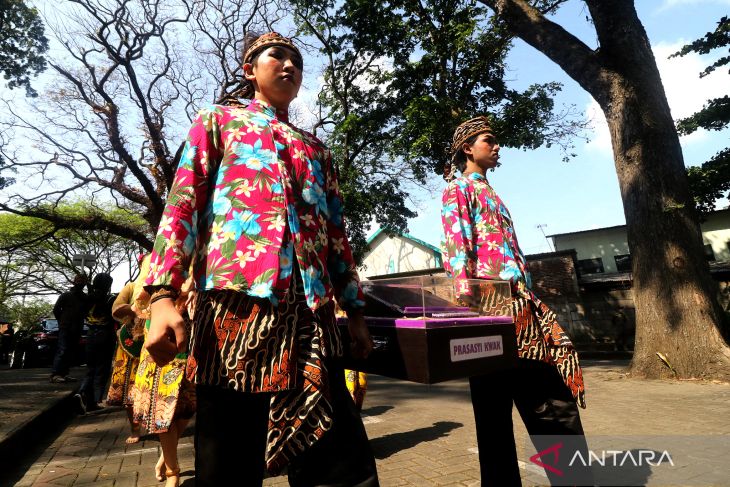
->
xmin=243 ymin=32 xmax=302 ymax=66
xmin=444 ymin=115 xmax=495 ymax=181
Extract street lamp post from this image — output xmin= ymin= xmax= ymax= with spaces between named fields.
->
xmin=72 ymin=253 xmax=97 ymax=273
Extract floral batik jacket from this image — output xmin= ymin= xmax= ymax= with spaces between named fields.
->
xmin=442 ymin=172 xmax=586 ymax=407
xmin=441 ymin=172 xmax=531 ymax=297
xmin=145 ymin=99 xmax=364 ymax=312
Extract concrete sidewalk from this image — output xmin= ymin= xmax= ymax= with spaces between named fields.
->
xmin=2 ymin=360 xmax=730 ymax=486
xmin=0 ymin=365 xmax=85 ymax=464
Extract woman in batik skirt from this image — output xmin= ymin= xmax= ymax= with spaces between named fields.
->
xmin=133 ymin=276 xmax=196 ymax=487
xmin=441 ymin=116 xmax=591 ymax=486
xmin=141 ymin=31 xmax=379 ymax=487
xmin=335 ymin=305 xmax=368 ymax=411
xmin=108 ymin=276 xmax=145 ymax=444
xmin=345 ymin=369 xmax=368 ymax=411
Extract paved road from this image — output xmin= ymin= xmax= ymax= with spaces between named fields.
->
xmin=3 ymin=360 xmax=730 ymax=486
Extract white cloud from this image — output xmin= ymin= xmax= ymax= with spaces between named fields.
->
xmin=585 ymin=40 xmax=728 ymax=154
xmin=654 ymin=41 xmax=728 ymax=120
xmin=658 ymin=0 xmax=730 ymax=12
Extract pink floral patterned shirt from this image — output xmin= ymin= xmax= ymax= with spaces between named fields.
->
xmin=145 ymin=99 xmax=365 ymax=311
xmin=441 ymin=173 xmax=532 ymax=297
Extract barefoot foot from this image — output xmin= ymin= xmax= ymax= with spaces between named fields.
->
xmin=126 ymin=423 xmax=141 ymax=444
xmin=155 ymin=454 xmax=165 ymax=481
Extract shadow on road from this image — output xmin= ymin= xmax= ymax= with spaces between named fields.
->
xmin=370 ymin=420 xmax=463 ymax=459
xmin=361 ymin=405 xmax=393 ymax=417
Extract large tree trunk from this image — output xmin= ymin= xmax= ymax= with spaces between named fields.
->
xmin=480 ymin=0 xmax=730 ymax=379
xmin=594 ymin=10 xmax=730 ymax=379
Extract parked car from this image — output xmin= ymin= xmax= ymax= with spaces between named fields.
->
xmin=9 ymin=318 xmax=88 ymax=369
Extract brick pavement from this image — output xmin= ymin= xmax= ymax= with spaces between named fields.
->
xmin=3 ymin=359 xmax=730 ymax=486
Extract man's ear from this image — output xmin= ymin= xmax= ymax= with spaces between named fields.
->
xmin=462 ymin=143 xmax=473 ymax=157
xmin=243 ymin=62 xmax=255 ymax=81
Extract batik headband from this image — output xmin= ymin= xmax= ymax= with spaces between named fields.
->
xmin=449 ymin=116 xmax=494 ymax=160
xmin=243 ymin=32 xmax=302 ymax=66
xmin=444 ymin=115 xmax=495 ymax=181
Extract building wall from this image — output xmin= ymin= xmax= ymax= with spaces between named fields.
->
xmin=526 ymin=251 xmax=580 ymax=298
xmin=360 ymin=234 xmax=440 ymax=278
xmin=552 ymin=210 xmax=730 ymax=275
xmin=528 ymin=258 xmax=730 ymax=351
xmin=553 ymin=227 xmax=630 ymax=274
xmin=701 ymin=210 xmax=730 ymax=262
xmin=528 ymin=250 xmax=636 ymax=349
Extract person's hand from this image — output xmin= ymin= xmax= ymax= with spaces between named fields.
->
xmin=130 ymin=302 xmax=149 ymax=320
xmin=347 ymin=311 xmax=373 ymax=360
xmin=146 ymin=297 xmax=186 ymax=366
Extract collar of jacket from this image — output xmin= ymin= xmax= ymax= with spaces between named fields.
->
xmin=466 ymin=172 xmax=487 ymax=181
xmin=247 ymin=98 xmax=289 ymax=123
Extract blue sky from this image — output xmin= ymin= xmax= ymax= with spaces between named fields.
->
xmin=401 ymin=0 xmax=730 ymax=255
xmin=2 ymin=0 xmax=729 ymax=291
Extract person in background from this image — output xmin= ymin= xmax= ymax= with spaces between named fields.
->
xmin=133 ymin=272 xmax=196 ymax=487
xmin=108 ymin=256 xmax=149 ymax=444
xmin=51 ymin=274 xmax=89 ymax=383
xmin=441 ymin=116 xmax=589 ymax=486
xmin=0 ymin=321 xmax=14 ymax=364
xmin=75 ymin=273 xmax=115 ymax=413
xmin=345 ymin=369 xmax=368 ymax=411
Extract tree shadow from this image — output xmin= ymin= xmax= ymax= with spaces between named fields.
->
xmin=369 ymin=420 xmax=463 ymax=459
xmin=361 ymin=405 xmax=393 ymax=417
xmin=365 ymin=375 xmax=472 ymax=403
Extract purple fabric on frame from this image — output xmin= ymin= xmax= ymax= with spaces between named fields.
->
xmin=402 ymin=306 xmax=471 ymax=313
xmin=336 ymin=316 xmax=513 ymax=328
xmin=394 ymin=316 xmax=513 ymax=328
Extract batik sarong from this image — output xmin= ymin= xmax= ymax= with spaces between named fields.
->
xmin=106 ymin=325 xmax=142 ymax=406
xmin=132 ymin=320 xmax=196 ymax=433
xmin=186 ymin=272 xmax=342 ymax=474
xmin=514 ymin=292 xmax=586 ymax=408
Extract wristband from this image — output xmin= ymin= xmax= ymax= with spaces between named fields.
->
xmin=150 ymin=294 xmax=175 ymax=305
xmin=149 ymin=288 xmax=179 ymax=305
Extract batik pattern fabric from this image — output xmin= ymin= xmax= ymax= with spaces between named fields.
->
xmin=106 ymin=325 xmax=141 ymax=407
xmin=107 ymin=282 xmax=144 ymax=407
xmin=442 ymin=173 xmax=586 ymax=408
xmin=186 ymin=271 xmax=342 ymax=474
xmin=132 ymin=320 xmax=196 ymax=434
xmin=345 ymin=369 xmax=367 ymax=410
xmin=144 ymin=99 xmax=365 ymax=314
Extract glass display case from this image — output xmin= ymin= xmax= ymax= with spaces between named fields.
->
xmin=338 ymin=276 xmax=516 ymax=384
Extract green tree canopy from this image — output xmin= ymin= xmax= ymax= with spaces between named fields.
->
xmin=0 ymin=0 xmax=49 ymax=97
xmin=0 ymin=202 xmax=145 ymax=304
xmin=672 ymin=16 xmax=730 ymax=213
xmin=292 ymin=0 xmax=586 ymax=258
xmin=3 ymin=298 xmax=53 ymax=330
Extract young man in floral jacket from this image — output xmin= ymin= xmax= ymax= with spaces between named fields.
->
xmin=143 ymin=32 xmax=378 ymax=487
xmin=442 ymin=116 xmax=589 ymax=486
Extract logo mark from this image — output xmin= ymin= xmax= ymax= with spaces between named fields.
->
xmin=530 ymin=442 xmax=564 ymax=476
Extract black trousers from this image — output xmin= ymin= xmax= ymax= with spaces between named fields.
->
xmin=51 ymin=326 xmax=81 ymax=377
xmin=195 ymin=362 xmax=379 ymax=487
xmin=470 ymin=358 xmax=589 ymax=486
xmin=79 ymin=327 xmax=115 ymax=404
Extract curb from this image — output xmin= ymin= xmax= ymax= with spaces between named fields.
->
xmin=0 ymin=385 xmax=81 ymax=466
